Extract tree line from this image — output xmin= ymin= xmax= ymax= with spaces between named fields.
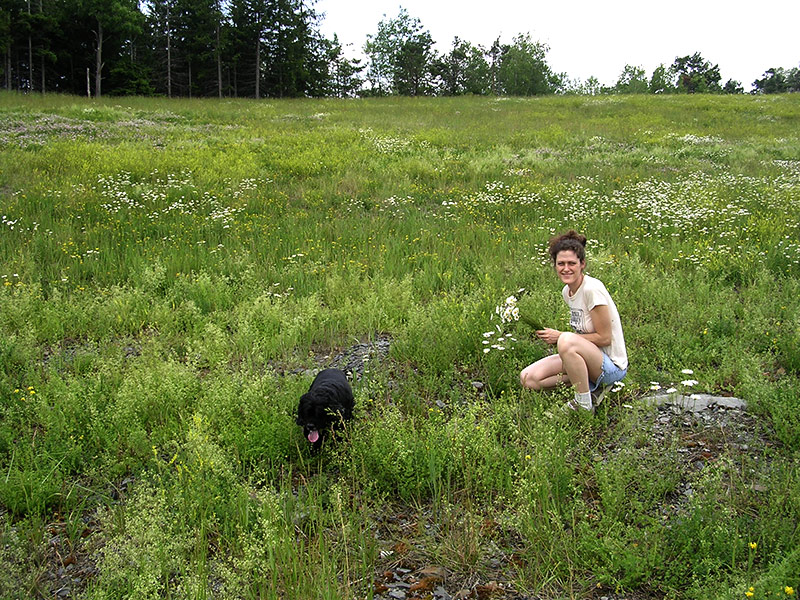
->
xmin=1 ymin=1 xmax=798 ymax=98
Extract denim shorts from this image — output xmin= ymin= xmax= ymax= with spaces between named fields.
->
xmin=590 ymin=353 xmax=627 ymax=391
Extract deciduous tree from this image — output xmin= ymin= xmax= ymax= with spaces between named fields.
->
xmin=649 ymin=63 xmax=672 ymax=93
xmin=614 ymin=64 xmax=648 ymax=94
xmin=363 ymin=7 xmax=434 ymax=96
xmin=322 ymin=34 xmax=362 ymax=97
xmin=496 ymin=33 xmax=559 ymax=96
xmin=434 ymin=37 xmax=489 ymax=96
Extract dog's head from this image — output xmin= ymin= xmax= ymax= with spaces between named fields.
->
xmin=296 ymin=391 xmax=344 ymax=445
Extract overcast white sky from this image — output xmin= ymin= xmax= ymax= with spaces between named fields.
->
xmin=314 ymin=0 xmax=800 ymax=90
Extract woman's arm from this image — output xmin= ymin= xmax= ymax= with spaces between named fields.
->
xmin=535 ymin=304 xmax=612 ymax=347
xmin=584 ymin=304 xmax=612 ymax=347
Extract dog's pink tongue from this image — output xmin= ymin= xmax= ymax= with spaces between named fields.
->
xmin=308 ymin=430 xmax=319 ymax=443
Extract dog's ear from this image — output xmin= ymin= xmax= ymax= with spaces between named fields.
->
xmin=296 ymin=393 xmax=311 ymax=424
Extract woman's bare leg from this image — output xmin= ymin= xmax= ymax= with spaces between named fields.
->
xmin=520 ymin=354 xmax=570 ymax=390
xmin=556 ymin=332 xmax=605 ymax=394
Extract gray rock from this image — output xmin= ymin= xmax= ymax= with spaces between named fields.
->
xmin=644 ymin=393 xmax=746 ymax=412
xmin=434 ymin=586 xmax=452 ymax=600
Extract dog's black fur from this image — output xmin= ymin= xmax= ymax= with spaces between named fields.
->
xmin=296 ymin=368 xmax=354 ymax=452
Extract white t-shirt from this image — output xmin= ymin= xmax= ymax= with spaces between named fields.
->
xmin=562 ymin=274 xmax=628 ymax=370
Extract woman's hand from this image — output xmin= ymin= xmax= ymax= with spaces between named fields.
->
xmin=535 ymin=328 xmax=562 ymax=345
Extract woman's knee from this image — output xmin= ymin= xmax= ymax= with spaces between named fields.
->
xmin=520 ymin=368 xmax=543 ymax=390
xmin=557 ymin=331 xmax=580 ymax=354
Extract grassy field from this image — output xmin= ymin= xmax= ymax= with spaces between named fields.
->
xmin=0 ymin=91 xmax=799 ymax=599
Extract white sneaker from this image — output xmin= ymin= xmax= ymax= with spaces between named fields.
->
xmin=591 ymin=385 xmax=608 ymax=407
xmin=563 ymin=397 xmax=594 ymax=415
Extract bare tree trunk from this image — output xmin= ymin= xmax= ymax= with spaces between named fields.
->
xmin=166 ymin=13 xmax=172 ymax=98
xmin=216 ymin=22 xmax=222 ymax=98
xmin=255 ymin=37 xmax=260 ymax=99
xmin=27 ymin=0 xmax=33 ymax=92
xmin=95 ymin=19 xmax=103 ymax=97
xmin=38 ymin=0 xmax=44 ymax=93
xmin=27 ymin=36 xmax=32 ymax=91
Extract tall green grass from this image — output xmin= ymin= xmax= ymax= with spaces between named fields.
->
xmin=0 ymin=92 xmax=798 ymax=599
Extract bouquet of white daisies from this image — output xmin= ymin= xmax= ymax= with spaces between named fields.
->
xmin=482 ymin=291 xmax=548 ymax=354
xmin=495 ymin=293 xmax=545 ymax=330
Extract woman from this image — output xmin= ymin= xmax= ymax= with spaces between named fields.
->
xmin=519 ymin=230 xmax=627 ymax=412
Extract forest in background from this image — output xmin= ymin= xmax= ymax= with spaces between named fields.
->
xmin=2 ymin=0 xmax=800 ymax=98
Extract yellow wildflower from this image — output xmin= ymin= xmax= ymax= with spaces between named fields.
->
xmin=786 ymin=587 xmax=794 ymax=596
xmin=750 ymin=542 xmax=758 ymax=550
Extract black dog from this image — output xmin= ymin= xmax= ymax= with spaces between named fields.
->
xmin=296 ymin=368 xmax=354 ymax=452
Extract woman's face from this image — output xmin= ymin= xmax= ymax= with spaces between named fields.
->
xmin=554 ymin=250 xmax=585 ymax=288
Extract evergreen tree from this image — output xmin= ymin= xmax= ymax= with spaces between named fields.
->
xmin=142 ymin=0 xmax=178 ymax=96
xmin=672 ymin=52 xmax=721 ymax=94
xmin=262 ymin=0 xmax=314 ymax=97
xmin=227 ymin=0 xmax=263 ymax=97
xmin=1 ymin=0 xmax=26 ymax=90
xmin=0 ymin=2 xmax=9 ymax=89
xmin=81 ymin=0 xmax=142 ymax=96
xmin=789 ymin=67 xmax=800 ymax=93
xmin=51 ymin=0 xmax=95 ymax=94
xmin=172 ymin=0 xmax=225 ymax=97
xmin=723 ymin=78 xmax=743 ymax=94
xmin=753 ymin=67 xmax=787 ymax=93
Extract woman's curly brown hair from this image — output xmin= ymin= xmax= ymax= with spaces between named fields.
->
xmin=548 ymin=230 xmax=587 ymax=263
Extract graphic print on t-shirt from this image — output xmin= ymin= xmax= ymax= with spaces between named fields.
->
xmin=570 ymin=308 xmax=586 ymax=334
